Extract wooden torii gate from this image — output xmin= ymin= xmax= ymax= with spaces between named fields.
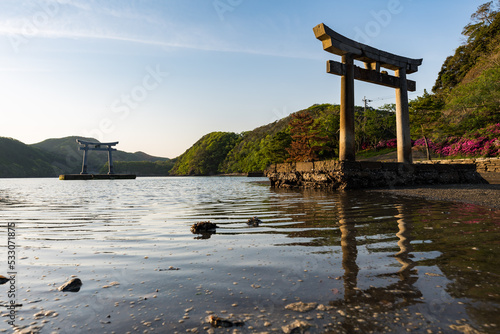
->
xmin=77 ymin=139 xmax=118 ymax=175
xmin=314 ymin=23 xmax=422 ymax=164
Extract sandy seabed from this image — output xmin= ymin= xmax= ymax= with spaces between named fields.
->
xmin=371 ymin=183 xmax=500 ymax=210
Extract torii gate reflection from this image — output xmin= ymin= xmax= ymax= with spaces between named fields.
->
xmin=334 ymin=193 xmax=421 ymax=330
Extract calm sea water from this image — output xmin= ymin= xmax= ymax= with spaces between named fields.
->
xmin=0 ymin=177 xmax=499 ymax=333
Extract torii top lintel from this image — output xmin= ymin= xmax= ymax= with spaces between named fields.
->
xmin=313 ymin=23 xmax=422 ymax=74
xmin=77 ymin=139 xmax=119 ymax=147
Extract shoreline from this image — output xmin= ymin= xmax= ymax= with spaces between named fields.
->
xmin=371 ymin=183 xmax=500 ymax=210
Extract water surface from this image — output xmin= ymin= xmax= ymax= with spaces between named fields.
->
xmin=0 ymin=177 xmax=499 ymax=333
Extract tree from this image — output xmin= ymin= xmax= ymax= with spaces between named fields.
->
xmin=363 ymin=107 xmax=396 ymax=149
xmin=468 ymin=1 xmax=498 ymax=27
xmin=286 ymin=111 xmax=329 ymax=162
xmin=434 ymin=1 xmax=500 ymax=94
xmin=409 ymin=90 xmax=444 ymax=138
xmin=170 ymin=132 xmax=240 ymax=175
xmin=263 ymin=130 xmax=291 ymax=163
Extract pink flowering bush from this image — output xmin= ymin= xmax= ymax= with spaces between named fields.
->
xmin=377 ymin=124 xmax=500 ymax=157
xmin=429 ymin=124 xmax=500 ymax=157
xmin=361 ymin=142 xmax=371 ymax=150
xmin=376 ymin=138 xmax=397 ymax=149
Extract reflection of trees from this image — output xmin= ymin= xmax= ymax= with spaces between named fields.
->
xmin=414 ymin=203 xmax=500 ymax=329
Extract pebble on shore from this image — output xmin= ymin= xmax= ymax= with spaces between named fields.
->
xmin=0 ymin=275 xmax=10 ymax=285
xmin=246 ymin=216 xmax=262 ymax=227
xmin=58 ymin=278 xmax=83 ymax=292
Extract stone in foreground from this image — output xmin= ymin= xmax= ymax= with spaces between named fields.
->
xmin=206 ymin=315 xmax=244 ymax=328
xmin=284 ymin=301 xmax=318 ymax=312
xmin=0 ymin=275 xmax=10 ymax=285
xmin=58 ymin=278 xmax=83 ymax=292
xmin=282 ymin=319 xmax=313 ymax=334
xmin=191 ymin=221 xmax=218 ymax=234
xmin=246 ymin=216 xmax=262 ymax=226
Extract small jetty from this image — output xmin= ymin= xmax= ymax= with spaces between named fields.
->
xmin=59 ymin=139 xmax=136 ymax=180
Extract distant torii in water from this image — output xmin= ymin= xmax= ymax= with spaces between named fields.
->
xmin=76 ymin=139 xmax=118 ymax=175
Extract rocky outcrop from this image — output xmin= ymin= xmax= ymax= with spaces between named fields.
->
xmin=265 ymin=160 xmax=486 ymax=190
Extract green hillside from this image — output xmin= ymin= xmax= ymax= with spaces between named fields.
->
xmin=414 ymin=2 xmax=500 ymax=138
xmin=0 ymin=137 xmax=58 ymax=177
xmin=31 ymin=136 xmax=170 ymax=175
xmin=169 ymin=132 xmax=241 ymax=175
xmin=221 ymin=104 xmax=341 ymax=173
xmin=169 ymin=103 xmax=397 ymax=175
xmin=32 ymin=136 xmax=169 ymax=174
xmin=99 ymin=160 xmax=176 ymax=176
xmin=0 ymin=136 xmax=171 ymax=177
xmin=220 ymin=117 xmax=292 ymax=173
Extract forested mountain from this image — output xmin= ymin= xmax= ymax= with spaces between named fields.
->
xmin=413 ymin=1 xmax=500 ymax=138
xmin=32 ymin=136 xmax=168 ymax=175
xmin=0 ymin=137 xmax=57 ymax=177
xmin=0 ymin=136 xmax=170 ymax=177
xmin=168 ymin=102 xmax=396 ymax=175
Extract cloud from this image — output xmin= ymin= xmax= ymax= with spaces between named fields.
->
xmin=0 ymin=0 xmax=319 ymax=60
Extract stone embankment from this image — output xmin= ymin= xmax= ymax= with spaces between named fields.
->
xmin=265 ymin=159 xmax=490 ymax=190
xmin=417 ymin=157 xmax=500 ymax=172
xmin=418 ymin=157 xmax=500 ymax=184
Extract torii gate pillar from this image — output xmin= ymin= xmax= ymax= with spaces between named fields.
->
xmin=314 ymin=23 xmax=422 ymax=164
xmin=340 ymin=54 xmax=356 ymax=161
xmin=395 ymin=68 xmax=412 ymax=164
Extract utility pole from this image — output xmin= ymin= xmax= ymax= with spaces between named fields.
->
xmin=362 ymin=96 xmax=372 ymax=113
xmin=361 ymin=96 xmax=372 ymax=148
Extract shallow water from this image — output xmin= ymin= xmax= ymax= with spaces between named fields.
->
xmin=0 ymin=177 xmax=499 ymax=333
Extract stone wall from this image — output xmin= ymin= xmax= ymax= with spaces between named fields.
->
xmin=417 ymin=157 xmax=500 ymax=173
xmin=265 ymin=160 xmax=487 ymax=190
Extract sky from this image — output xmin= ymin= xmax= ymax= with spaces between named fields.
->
xmin=0 ymin=0 xmax=488 ymax=158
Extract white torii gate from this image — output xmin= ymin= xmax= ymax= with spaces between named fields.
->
xmin=77 ymin=139 xmax=118 ymax=175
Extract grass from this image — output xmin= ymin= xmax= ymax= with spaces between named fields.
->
xmin=356 ymin=147 xmax=397 ymax=159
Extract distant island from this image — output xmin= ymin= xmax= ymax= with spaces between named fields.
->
xmin=1 ymin=3 xmax=499 ymax=178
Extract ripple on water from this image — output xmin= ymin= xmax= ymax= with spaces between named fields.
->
xmin=0 ymin=177 xmax=499 ymax=333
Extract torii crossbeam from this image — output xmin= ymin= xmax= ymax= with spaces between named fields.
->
xmin=77 ymin=139 xmax=118 ymax=175
xmin=314 ymin=23 xmax=422 ymax=163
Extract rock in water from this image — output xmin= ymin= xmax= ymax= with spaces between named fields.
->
xmin=0 ymin=275 xmax=10 ymax=285
xmin=284 ymin=301 xmax=318 ymax=312
xmin=246 ymin=216 xmax=262 ymax=227
xmin=58 ymin=278 xmax=83 ymax=292
xmin=190 ymin=221 xmax=218 ymax=234
xmin=282 ymin=319 xmax=312 ymax=334
xmin=207 ymin=315 xmax=244 ymax=328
